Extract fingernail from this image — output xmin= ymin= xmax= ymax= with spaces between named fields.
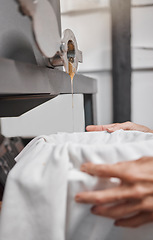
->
xmin=107 ymin=128 xmax=114 ymax=132
xmin=86 ymin=126 xmax=91 ymax=131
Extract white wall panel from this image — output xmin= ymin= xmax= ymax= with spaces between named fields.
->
xmin=132 ymin=7 xmax=153 ymax=48
xmin=132 ymin=4 xmax=153 ymax=130
xmin=132 ymin=0 xmax=153 ymax=5
xmin=61 ymin=0 xmax=109 ymax=13
xmin=132 ymin=6 xmax=153 ymax=69
xmin=132 ymin=71 xmax=153 ymax=129
xmin=132 ymin=48 xmax=153 ymax=69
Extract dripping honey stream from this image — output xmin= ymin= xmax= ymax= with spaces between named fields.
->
xmin=68 ymin=61 xmax=75 ymax=107
xmin=68 ymin=61 xmax=75 ymax=132
xmin=67 ymin=40 xmax=76 ymax=131
xmin=67 ymin=40 xmax=75 ymax=108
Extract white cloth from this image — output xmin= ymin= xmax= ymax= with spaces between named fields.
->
xmin=1 ymin=130 xmax=153 ymax=240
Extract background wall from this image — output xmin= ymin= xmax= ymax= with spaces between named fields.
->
xmin=61 ymin=0 xmax=153 ymax=128
xmin=132 ymin=0 xmax=153 ymax=129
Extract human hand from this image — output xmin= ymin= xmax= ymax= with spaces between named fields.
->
xmin=75 ymin=157 xmax=153 ymax=228
xmin=86 ymin=121 xmax=153 ymax=133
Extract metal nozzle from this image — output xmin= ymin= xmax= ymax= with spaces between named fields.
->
xmin=50 ymin=29 xmax=83 ymax=75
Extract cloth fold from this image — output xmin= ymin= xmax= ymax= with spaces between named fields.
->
xmin=1 ymin=130 xmax=153 ymax=240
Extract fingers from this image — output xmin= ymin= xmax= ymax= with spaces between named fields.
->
xmin=115 ymin=211 xmax=153 ymax=228
xmin=91 ymin=196 xmax=153 ymax=219
xmin=80 ymin=162 xmax=134 ymax=182
xmin=91 ymin=200 xmax=141 ymax=219
xmin=86 ymin=122 xmax=153 ymax=133
xmin=106 ymin=122 xmax=134 ymax=133
xmin=80 ymin=160 xmax=153 ymax=182
xmin=86 ymin=122 xmax=133 ymax=133
xmin=86 ymin=124 xmax=115 ymax=132
xmin=81 ymin=162 xmax=119 ymax=178
xmin=75 ymin=185 xmax=140 ymax=205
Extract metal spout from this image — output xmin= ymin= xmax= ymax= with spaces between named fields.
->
xmin=49 ymin=29 xmax=83 ymax=75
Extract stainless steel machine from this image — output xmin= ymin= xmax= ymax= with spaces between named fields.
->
xmin=0 ymin=0 xmax=97 ymax=199
xmin=0 ymin=0 xmax=97 ymax=124
xmin=17 ymin=0 xmax=83 ymax=73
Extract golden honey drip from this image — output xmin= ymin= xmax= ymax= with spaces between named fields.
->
xmin=67 ymin=40 xmax=75 ymax=131
xmin=69 ymin=61 xmax=75 ymax=81
xmin=68 ymin=61 xmax=75 ymax=108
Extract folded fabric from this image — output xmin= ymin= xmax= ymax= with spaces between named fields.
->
xmin=1 ymin=130 xmax=153 ymax=240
